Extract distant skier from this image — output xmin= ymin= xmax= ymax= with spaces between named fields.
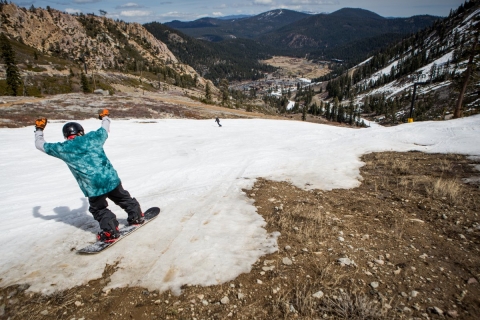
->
xmin=215 ymin=117 xmax=222 ymax=127
xmin=34 ymin=109 xmax=145 ymax=243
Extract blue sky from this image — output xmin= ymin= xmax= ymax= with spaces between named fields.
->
xmin=11 ymin=0 xmax=465 ymax=23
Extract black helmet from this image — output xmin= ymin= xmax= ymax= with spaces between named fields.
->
xmin=62 ymin=122 xmax=84 ymax=138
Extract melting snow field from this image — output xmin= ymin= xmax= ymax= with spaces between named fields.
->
xmin=1 ymin=116 xmax=480 ymax=295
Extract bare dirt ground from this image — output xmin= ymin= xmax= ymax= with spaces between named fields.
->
xmin=1 ymin=151 xmax=479 ymax=320
xmin=0 ymin=91 xmax=280 ymax=128
xmin=261 ymin=56 xmax=331 ymax=79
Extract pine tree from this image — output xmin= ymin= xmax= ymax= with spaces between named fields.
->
xmin=80 ymin=72 xmax=90 ymax=93
xmin=332 ymin=97 xmax=339 ymax=121
xmin=312 ymin=102 xmax=318 ymax=116
xmin=391 ymin=98 xmax=398 ymax=124
xmin=205 ymin=82 xmax=212 ymax=102
xmin=348 ymin=98 xmax=354 ymax=125
xmin=337 ymin=105 xmax=345 ymax=123
xmin=0 ymin=33 xmax=22 ymax=96
xmin=219 ymin=79 xmax=230 ymax=107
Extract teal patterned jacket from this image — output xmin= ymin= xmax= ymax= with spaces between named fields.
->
xmin=36 ymin=121 xmax=120 ymax=197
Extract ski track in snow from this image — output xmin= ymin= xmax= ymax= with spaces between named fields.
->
xmin=1 ymin=116 xmax=480 ymax=294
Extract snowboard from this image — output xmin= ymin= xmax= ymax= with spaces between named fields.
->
xmin=77 ymin=207 xmax=160 ymax=254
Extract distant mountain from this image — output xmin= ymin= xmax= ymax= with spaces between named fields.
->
xmin=166 ymin=19 xmax=219 ymax=29
xmin=165 ymin=9 xmax=311 ymax=41
xmin=217 ymin=15 xmax=252 ymax=20
xmin=166 ymin=8 xmax=440 ymax=61
xmin=258 ymin=8 xmax=440 ymax=55
xmin=329 ymin=7 xmax=384 ymax=19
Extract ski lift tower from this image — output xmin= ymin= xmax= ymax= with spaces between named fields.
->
xmin=408 ymin=74 xmax=428 ymax=122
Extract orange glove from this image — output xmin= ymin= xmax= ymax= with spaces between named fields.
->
xmin=35 ymin=118 xmax=47 ymax=130
xmin=99 ymin=109 xmax=109 ymax=120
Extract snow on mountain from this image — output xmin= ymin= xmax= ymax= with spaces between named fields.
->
xmin=354 ymin=6 xmax=479 ymax=104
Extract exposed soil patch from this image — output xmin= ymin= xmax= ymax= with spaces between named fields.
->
xmin=1 ymin=152 xmax=479 ymax=319
xmin=0 ymin=91 xmax=279 ymax=128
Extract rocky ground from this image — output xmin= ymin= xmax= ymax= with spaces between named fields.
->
xmin=0 ymin=90 xmax=279 ymax=129
xmin=1 ymin=151 xmax=479 ymax=320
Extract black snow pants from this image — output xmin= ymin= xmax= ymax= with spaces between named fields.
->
xmin=88 ymin=183 xmax=142 ymax=232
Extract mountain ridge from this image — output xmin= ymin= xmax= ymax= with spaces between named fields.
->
xmin=165 ymin=7 xmax=440 ymax=54
xmin=165 ymin=9 xmax=311 ymax=41
xmin=0 ymin=2 xmax=214 ymax=96
xmin=0 ymin=4 xmax=179 ymax=72
xmin=163 ymin=7 xmax=440 ymax=64
xmin=257 ymin=9 xmax=440 ymax=54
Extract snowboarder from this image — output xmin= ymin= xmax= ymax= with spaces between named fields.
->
xmin=215 ymin=117 xmax=222 ymax=127
xmin=34 ymin=109 xmax=144 ymax=243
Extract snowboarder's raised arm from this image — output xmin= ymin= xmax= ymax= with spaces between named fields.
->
xmin=34 ymin=118 xmax=47 ymax=153
xmin=98 ymin=109 xmax=110 ymax=132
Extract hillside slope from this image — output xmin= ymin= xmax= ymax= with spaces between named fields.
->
xmin=144 ymin=22 xmax=276 ymax=84
xmin=0 ymin=4 xmax=177 ymax=72
xmin=321 ymin=1 xmax=480 ymax=124
xmin=0 ymin=3 xmax=210 ymax=96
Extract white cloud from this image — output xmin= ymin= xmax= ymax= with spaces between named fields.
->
xmin=73 ymin=0 xmax=101 ymax=4
xmin=160 ymin=11 xmax=186 ymax=17
xmin=118 ymin=2 xmax=141 ymax=9
xmin=120 ymin=10 xmax=152 ymax=17
xmin=212 ymin=12 xmax=224 ymax=16
xmin=288 ymin=0 xmax=338 ymax=4
xmin=65 ymin=8 xmax=82 ymax=14
xmin=157 ymin=11 xmax=199 ymax=20
xmin=254 ymin=0 xmax=274 ymax=5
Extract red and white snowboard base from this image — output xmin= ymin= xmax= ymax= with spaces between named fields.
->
xmin=77 ymin=207 xmax=160 ymax=254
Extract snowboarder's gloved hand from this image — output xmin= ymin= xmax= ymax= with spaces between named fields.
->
xmin=35 ymin=118 xmax=47 ymax=131
xmin=98 ymin=109 xmax=109 ymax=120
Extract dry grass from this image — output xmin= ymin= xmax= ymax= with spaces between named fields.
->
xmin=317 ymin=291 xmax=387 ymax=320
xmin=391 ymin=159 xmax=410 ymax=175
xmin=276 ymin=204 xmax=327 ymax=242
xmin=438 ymin=157 xmax=453 ymax=173
xmin=272 ymin=263 xmax=359 ymax=319
xmin=425 ymin=177 xmax=462 ymax=203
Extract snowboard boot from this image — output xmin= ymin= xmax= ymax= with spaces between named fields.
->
xmin=97 ymin=219 xmax=120 ymax=243
xmin=127 ymin=212 xmax=145 ymax=226
xmin=97 ymin=229 xmax=120 ymax=243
